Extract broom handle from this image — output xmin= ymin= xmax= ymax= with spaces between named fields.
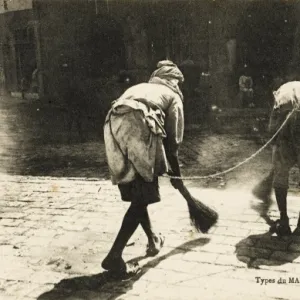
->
xmin=173 ymin=182 xmax=194 ymax=204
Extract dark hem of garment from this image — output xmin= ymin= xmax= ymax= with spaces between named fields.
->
xmin=118 ymin=175 xmax=160 ymax=205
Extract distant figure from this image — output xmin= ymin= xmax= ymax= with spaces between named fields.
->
xmin=31 ymin=68 xmax=39 ymax=93
xmin=239 ymin=66 xmax=254 ymax=108
xmin=20 ymin=77 xmax=27 ymax=100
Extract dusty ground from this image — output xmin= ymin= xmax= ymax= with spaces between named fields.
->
xmin=2 ymin=175 xmax=300 ymax=300
xmin=0 ymin=95 xmax=299 ymax=191
xmin=2 ymin=95 xmax=300 ymax=300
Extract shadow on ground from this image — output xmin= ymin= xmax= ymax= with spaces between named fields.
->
xmin=235 ymin=231 xmax=300 ymax=269
xmin=238 ymin=185 xmax=300 ymax=269
xmin=37 ymin=237 xmax=210 ymax=300
xmin=21 ymin=154 xmax=108 ymax=177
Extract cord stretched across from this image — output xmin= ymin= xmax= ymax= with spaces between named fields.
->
xmin=162 ymin=109 xmax=297 ymax=181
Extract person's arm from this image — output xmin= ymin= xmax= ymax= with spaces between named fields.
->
xmin=164 ymin=96 xmax=184 ymax=188
xmin=163 ymin=139 xmax=181 ymax=175
xmin=164 ymin=140 xmax=183 ymax=189
xmin=268 ymin=107 xmax=291 ymax=145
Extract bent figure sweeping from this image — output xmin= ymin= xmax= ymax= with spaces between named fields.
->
xmin=102 ymin=60 xmax=185 ymax=277
xmin=267 ymin=81 xmax=300 ymax=236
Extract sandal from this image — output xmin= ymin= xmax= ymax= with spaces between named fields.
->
xmin=117 ymin=262 xmax=141 ymax=281
xmin=146 ymin=233 xmax=165 ymax=257
xmin=269 ymin=219 xmax=291 ymax=237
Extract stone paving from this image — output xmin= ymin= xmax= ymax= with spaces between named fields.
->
xmin=1 ymin=94 xmax=300 ymax=299
xmin=1 ymin=174 xmax=300 ymax=300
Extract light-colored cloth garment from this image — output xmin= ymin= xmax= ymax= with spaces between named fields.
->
xmin=150 ymin=60 xmax=184 ymax=83
xmin=271 ymin=112 xmax=300 ymax=189
xmin=104 ymin=82 xmax=184 ymax=185
xmin=269 ymin=81 xmax=300 ymax=134
xmin=273 ymin=81 xmax=300 ymax=110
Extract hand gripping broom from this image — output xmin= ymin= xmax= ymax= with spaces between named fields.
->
xmin=173 ymin=181 xmax=219 ymax=233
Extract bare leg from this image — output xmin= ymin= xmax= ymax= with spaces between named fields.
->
xmin=102 ymin=202 xmax=144 ymax=271
xmin=140 ymin=208 xmax=158 ymax=248
xmin=275 ymin=187 xmax=288 ymax=220
xmin=140 ymin=207 xmax=165 ymax=256
xmin=294 ymin=213 xmax=300 ymax=235
xmin=272 ymin=187 xmax=291 ymax=236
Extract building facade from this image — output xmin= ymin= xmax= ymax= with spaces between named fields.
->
xmin=0 ymin=0 xmax=299 ymax=111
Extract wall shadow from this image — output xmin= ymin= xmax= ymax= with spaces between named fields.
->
xmin=37 ymin=237 xmax=210 ymax=300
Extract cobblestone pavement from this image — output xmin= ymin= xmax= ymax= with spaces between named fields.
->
xmin=1 ymin=174 xmax=300 ymax=300
xmin=1 ymin=95 xmax=300 ymax=299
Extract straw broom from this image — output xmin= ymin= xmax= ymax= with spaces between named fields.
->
xmin=174 ymin=183 xmax=219 ymax=233
xmin=252 ymin=169 xmax=274 ymax=203
xmin=251 ymin=169 xmax=274 ymax=223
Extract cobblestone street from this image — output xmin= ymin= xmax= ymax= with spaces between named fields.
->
xmin=1 ymin=175 xmax=300 ymax=300
xmin=1 ymin=96 xmax=300 ymax=299
xmin=1 ymin=0 xmax=300 ymax=298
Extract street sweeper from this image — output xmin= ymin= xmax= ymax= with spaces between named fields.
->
xmin=253 ymin=81 xmax=300 ymax=237
xmin=102 ymin=60 xmax=217 ymax=278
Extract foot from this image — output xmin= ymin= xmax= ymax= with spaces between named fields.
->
xmin=146 ymin=233 xmax=165 ymax=257
xmin=269 ymin=218 xmax=291 ymax=237
xmin=102 ymin=255 xmax=141 ymax=279
xmin=292 ymin=226 xmax=300 ymax=236
xmin=102 ymin=254 xmax=126 ymax=272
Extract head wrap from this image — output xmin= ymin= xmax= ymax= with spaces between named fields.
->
xmin=149 ymin=60 xmax=184 ymax=100
xmin=273 ymin=81 xmax=300 ymax=110
xmin=150 ymin=60 xmax=184 ymax=83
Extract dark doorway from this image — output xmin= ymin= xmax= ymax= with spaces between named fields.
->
xmin=15 ymin=32 xmax=37 ymax=88
xmin=86 ymin=15 xmax=126 ymax=79
xmin=236 ymin=1 xmax=297 ymax=106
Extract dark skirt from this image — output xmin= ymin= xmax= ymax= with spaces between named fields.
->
xmin=118 ymin=175 xmax=160 ymax=205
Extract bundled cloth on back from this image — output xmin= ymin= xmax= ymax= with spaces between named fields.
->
xmin=269 ymin=81 xmax=300 ymax=144
xmin=104 ymin=98 xmax=169 ymax=185
xmin=104 ymin=60 xmax=185 ymax=186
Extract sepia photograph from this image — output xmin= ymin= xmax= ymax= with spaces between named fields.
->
xmin=1 ymin=0 xmax=300 ymax=299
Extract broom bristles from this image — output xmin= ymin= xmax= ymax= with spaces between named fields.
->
xmin=177 ymin=184 xmax=219 ymax=233
xmin=252 ymin=170 xmax=274 ymax=201
xmin=187 ymin=196 xmax=219 ymax=233
xmin=251 ymin=170 xmax=274 ymax=217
